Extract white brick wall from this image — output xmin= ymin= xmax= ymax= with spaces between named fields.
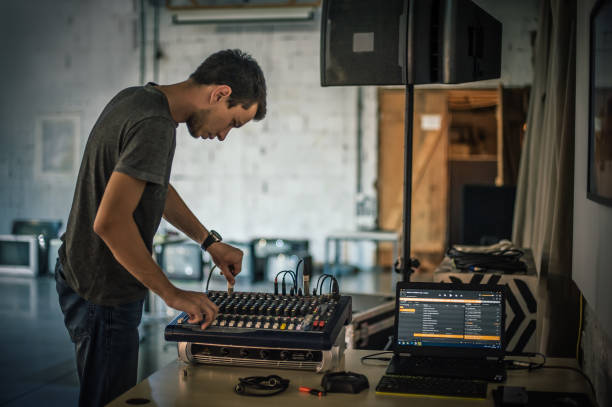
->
xmin=0 ymin=0 xmax=538 ymax=265
xmin=156 ymin=10 xmax=376 ymax=261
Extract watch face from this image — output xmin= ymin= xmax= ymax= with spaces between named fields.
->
xmin=210 ymin=230 xmax=222 ymax=241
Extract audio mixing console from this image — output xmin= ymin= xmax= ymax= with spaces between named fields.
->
xmin=165 ymin=290 xmax=352 ymax=371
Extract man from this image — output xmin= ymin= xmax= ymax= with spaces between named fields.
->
xmin=55 ymin=49 xmax=267 ymax=406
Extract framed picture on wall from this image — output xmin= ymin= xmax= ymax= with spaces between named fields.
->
xmin=588 ymin=0 xmax=612 ymax=206
xmin=34 ymin=114 xmax=81 ymax=182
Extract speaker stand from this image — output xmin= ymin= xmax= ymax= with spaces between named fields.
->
xmin=396 ymin=84 xmax=420 ymax=282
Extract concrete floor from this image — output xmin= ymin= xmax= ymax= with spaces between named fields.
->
xmin=0 ymin=275 xmax=81 ymax=406
xmin=0 ymin=267 xmax=430 ymax=406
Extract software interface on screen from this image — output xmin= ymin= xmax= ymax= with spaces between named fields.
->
xmin=397 ymin=288 xmax=503 ymax=350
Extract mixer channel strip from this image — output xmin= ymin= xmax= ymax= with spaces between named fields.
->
xmin=165 ymin=291 xmax=352 ymax=350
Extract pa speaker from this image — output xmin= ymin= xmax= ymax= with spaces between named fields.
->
xmin=320 ymin=0 xmax=502 ymax=86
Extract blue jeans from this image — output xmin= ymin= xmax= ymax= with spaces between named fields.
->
xmin=55 ymin=261 xmax=144 ymax=407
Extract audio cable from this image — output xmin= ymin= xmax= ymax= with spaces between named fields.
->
xmin=274 ymin=270 xmax=297 ymax=295
xmin=282 ymin=270 xmax=295 ymax=295
xmin=314 ymin=273 xmax=331 ymax=295
xmin=205 ymin=264 xmax=217 ymax=292
xmin=503 ymin=352 xmax=595 ymax=398
xmin=446 ymin=247 xmax=527 ymax=274
xmin=234 ymin=375 xmax=290 ymax=397
xmin=313 ymin=274 xmax=339 ymax=297
xmin=295 ymin=258 xmax=304 ymax=296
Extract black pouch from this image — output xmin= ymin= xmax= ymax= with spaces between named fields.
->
xmin=321 ymin=371 xmax=369 ymax=394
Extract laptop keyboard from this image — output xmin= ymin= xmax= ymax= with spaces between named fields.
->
xmin=388 ymin=356 xmax=507 ymax=382
xmin=376 ymin=374 xmax=488 ymax=399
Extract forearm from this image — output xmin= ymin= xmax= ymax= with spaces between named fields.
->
xmin=163 ymin=184 xmax=208 ymax=244
xmin=94 ymin=216 xmax=177 ymax=302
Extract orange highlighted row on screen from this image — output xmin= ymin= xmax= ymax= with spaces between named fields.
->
xmin=400 ymin=297 xmax=483 ymax=304
xmin=412 ymin=333 xmax=500 ymax=341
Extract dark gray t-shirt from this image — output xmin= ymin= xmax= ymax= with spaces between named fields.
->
xmin=59 ymin=83 xmax=177 ymax=306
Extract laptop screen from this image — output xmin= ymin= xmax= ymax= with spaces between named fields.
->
xmin=394 ymin=282 xmax=506 ymax=356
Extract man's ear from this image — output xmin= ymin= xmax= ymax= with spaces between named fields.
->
xmin=210 ymin=85 xmax=232 ymax=103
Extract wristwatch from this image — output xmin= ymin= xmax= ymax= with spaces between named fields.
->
xmin=201 ymin=230 xmax=222 ymax=251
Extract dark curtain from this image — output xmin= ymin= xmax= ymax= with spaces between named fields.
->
xmin=512 ymin=0 xmax=580 ymax=357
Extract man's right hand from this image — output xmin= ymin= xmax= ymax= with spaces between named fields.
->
xmin=207 ymin=242 xmax=243 ymax=285
xmin=165 ymin=288 xmax=219 ymax=330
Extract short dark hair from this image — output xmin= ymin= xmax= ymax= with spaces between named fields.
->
xmin=190 ymin=49 xmax=267 ymax=120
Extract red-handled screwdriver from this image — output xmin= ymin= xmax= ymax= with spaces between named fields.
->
xmin=299 ymin=386 xmax=326 ymax=397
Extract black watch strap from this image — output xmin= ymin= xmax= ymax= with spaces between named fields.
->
xmin=201 ymin=230 xmax=222 ymax=251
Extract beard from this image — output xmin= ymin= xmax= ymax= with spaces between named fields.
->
xmin=186 ymin=110 xmax=208 ymax=139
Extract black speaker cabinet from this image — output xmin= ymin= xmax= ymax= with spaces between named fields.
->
xmin=320 ymin=0 xmax=502 ymax=86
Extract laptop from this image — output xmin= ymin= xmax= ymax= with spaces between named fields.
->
xmin=386 ymin=281 xmax=507 ymax=382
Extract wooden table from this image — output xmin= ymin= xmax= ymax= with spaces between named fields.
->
xmin=108 ymin=350 xmax=593 ymax=406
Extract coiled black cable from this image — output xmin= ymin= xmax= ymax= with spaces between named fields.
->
xmin=234 ymin=375 xmax=290 ymax=397
xmin=446 ymin=247 xmax=527 ymax=274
